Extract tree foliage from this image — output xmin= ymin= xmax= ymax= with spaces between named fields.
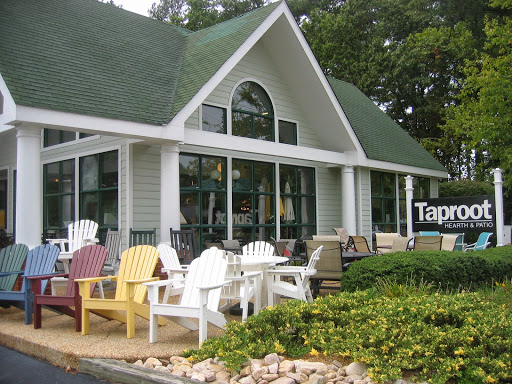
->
xmin=442 ymin=0 xmax=512 ymax=220
xmin=148 ymin=0 xmax=269 ymax=31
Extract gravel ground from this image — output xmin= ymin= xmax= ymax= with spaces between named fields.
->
xmin=0 ymin=289 xmax=240 ymax=370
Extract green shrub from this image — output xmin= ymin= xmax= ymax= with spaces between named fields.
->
xmin=339 ymin=246 xmax=512 ymax=293
xmin=186 ymin=290 xmax=512 ymax=383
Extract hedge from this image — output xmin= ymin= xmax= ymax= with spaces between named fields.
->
xmin=339 ymin=245 xmax=512 ymax=292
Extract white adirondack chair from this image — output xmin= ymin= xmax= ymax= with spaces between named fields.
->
xmin=220 ymin=251 xmax=261 ymax=321
xmin=144 ymin=247 xmax=229 ymax=345
xmin=242 ymin=241 xmax=274 ymax=257
xmin=157 ymin=243 xmax=188 ymax=303
xmin=266 ymin=245 xmax=323 ymax=306
xmin=47 ymin=220 xmax=99 ymax=294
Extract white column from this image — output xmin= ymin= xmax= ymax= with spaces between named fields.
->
xmin=341 ymin=165 xmax=356 ymax=235
xmin=405 ymin=175 xmax=414 ymax=238
xmin=15 ymin=127 xmax=42 ymax=248
xmin=493 ymin=168 xmax=504 ymax=247
xmin=160 ymin=143 xmax=181 ymax=243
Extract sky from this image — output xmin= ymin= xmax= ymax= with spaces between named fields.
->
xmin=116 ymin=0 xmax=156 ymax=16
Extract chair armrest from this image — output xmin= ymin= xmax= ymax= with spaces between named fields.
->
xmin=463 ymin=242 xmax=477 ymax=251
xmin=27 ymin=272 xmax=68 ymax=281
xmin=124 ymin=277 xmax=159 ymax=284
xmin=0 ymin=270 xmax=24 ymax=278
xmin=83 ymin=237 xmax=99 ymax=245
xmin=143 ymin=279 xmax=182 ymax=288
xmin=197 ymin=280 xmax=231 ymax=291
xmin=162 ymin=267 xmax=190 ymax=273
xmin=75 ymin=275 xmax=117 ymax=283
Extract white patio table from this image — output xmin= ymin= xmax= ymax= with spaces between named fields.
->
xmin=239 ymin=255 xmax=288 ymax=308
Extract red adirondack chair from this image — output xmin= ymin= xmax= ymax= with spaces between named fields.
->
xmin=29 ymin=244 xmax=108 ymax=331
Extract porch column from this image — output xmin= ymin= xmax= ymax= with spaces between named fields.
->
xmin=341 ymin=165 xmax=356 ymax=235
xmin=405 ymin=175 xmax=414 ymax=238
xmin=15 ymin=127 xmax=42 ymax=248
xmin=160 ymin=143 xmax=180 ymax=243
xmin=493 ymin=168 xmax=504 ymax=246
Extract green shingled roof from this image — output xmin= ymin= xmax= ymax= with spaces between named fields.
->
xmin=328 ymin=77 xmax=447 ymax=172
xmin=0 ymin=0 xmax=279 ymax=126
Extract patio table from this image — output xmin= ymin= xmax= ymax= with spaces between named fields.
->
xmin=239 ymin=255 xmax=288 ymax=308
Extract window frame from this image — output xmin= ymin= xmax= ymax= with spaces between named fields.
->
xmin=279 ymin=164 xmax=316 ymax=240
xmin=231 ymin=81 xmax=275 ymax=141
xmin=42 ymin=148 xmax=120 ymax=243
xmin=42 ymin=128 xmax=97 ymax=149
xmin=201 ymin=103 xmax=227 ymax=134
xmin=179 ymin=153 xmax=228 ymax=250
xmin=278 ymin=119 xmax=298 ymax=145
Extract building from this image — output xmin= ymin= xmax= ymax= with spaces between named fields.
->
xmin=0 ymin=0 xmax=447 ymax=250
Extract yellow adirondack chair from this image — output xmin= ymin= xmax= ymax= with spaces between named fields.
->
xmin=76 ymin=245 xmax=164 ymax=338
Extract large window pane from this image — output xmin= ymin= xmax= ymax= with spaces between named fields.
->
xmin=102 ymin=190 xmax=118 ymax=226
xmin=202 ymin=192 xmax=226 ymax=226
xmin=45 ymin=163 xmax=60 ymax=194
xmin=179 ymin=154 xmax=199 ymax=189
xmin=102 ymin=151 xmax=118 ymax=188
xmin=232 ymin=112 xmax=252 ymax=138
xmin=278 ymin=120 xmax=297 ymax=145
xmin=253 ymin=116 xmax=272 ymax=141
xmin=43 ymin=159 xmax=75 ymax=233
xmin=279 ymin=165 xmax=316 ymax=241
xmin=80 ymin=156 xmax=99 ymax=191
xmin=232 ymin=82 xmax=273 ymax=114
xmin=232 ymin=81 xmax=274 ymax=141
xmin=202 ymin=105 xmax=226 ymax=134
xmin=181 ymin=192 xmax=200 ymax=225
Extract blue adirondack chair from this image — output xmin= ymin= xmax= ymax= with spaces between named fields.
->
xmin=0 ymin=244 xmax=60 ymax=324
xmin=0 ymin=244 xmax=29 ymax=292
xmin=464 ymin=232 xmax=493 ymax=251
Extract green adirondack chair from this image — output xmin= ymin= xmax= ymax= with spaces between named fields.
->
xmin=0 ymin=244 xmax=60 ymax=324
xmin=0 ymin=244 xmax=29 ymax=292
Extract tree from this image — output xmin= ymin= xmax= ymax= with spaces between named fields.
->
xmin=443 ymin=0 xmax=512 ymax=221
xmin=149 ymin=0 xmax=269 ymax=31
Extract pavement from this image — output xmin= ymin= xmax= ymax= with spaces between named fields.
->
xmin=0 ymin=289 xmax=240 ymax=383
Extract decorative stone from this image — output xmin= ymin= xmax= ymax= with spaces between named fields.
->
xmin=286 ymin=372 xmax=309 ymax=383
xmin=262 ymin=374 xmax=280 ymax=381
xmin=239 ymin=375 xmax=257 ymax=384
xmin=191 ymin=372 xmax=207 ymax=382
xmin=133 ymin=360 xmax=143 ymax=367
xmin=143 ymin=361 xmax=154 ymax=369
xmin=155 ymin=365 xmax=171 ymax=373
xmin=295 ymin=362 xmax=328 ymax=376
xmin=268 ymin=363 xmax=279 ymax=374
xmin=264 ymin=353 xmax=281 ymax=366
xmin=146 ymin=357 xmax=163 ymax=366
xmin=278 ymin=360 xmax=295 ymax=375
xmin=268 ymin=377 xmax=295 ymax=384
xmin=345 ymin=363 xmax=367 ymax=377
xmin=253 ymin=367 xmax=269 ymax=381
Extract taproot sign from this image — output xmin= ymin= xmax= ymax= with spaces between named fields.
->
xmin=412 ymin=195 xmax=495 ymax=233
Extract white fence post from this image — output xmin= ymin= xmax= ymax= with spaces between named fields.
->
xmin=405 ymin=175 xmax=414 ymax=239
xmin=494 ymin=168 xmax=504 ymax=246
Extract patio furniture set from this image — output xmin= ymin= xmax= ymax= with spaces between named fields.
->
xmin=0 ymin=220 xmax=324 ymax=346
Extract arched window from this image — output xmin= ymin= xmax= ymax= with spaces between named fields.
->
xmin=232 ymin=81 xmax=274 ymax=141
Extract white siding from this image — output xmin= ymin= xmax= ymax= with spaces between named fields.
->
xmin=191 ymin=41 xmax=324 ymax=149
xmin=357 ymin=168 xmax=373 ymax=241
xmin=131 ymin=144 xmax=160 ymax=242
xmin=316 ymin=166 xmax=341 ymax=235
